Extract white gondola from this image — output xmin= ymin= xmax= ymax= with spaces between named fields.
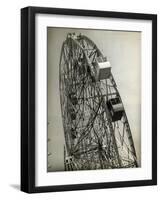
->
xmin=95 ymin=57 xmax=111 ymax=81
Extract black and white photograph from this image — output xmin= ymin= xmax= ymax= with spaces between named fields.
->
xmin=47 ymin=28 xmax=141 ymax=172
xmin=0 ymin=0 xmax=159 ymax=198
xmin=20 ymin=6 xmax=157 ymax=193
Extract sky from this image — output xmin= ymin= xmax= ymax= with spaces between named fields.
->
xmin=47 ymin=27 xmax=141 ymax=172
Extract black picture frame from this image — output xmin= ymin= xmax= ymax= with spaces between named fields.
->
xmin=21 ymin=6 xmax=157 ymax=193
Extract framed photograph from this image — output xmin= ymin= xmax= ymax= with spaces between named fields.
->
xmin=21 ymin=6 xmax=157 ymax=193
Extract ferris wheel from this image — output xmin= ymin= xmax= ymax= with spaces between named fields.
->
xmin=59 ymin=33 xmax=138 ymax=171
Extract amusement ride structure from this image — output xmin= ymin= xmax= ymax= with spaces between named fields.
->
xmin=59 ymin=33 xmax=138 ymax=171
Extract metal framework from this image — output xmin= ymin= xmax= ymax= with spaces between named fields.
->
xmin=59 ymin=33 xmax=138 ymax=171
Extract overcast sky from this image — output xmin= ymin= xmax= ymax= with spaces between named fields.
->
xmin=47 ymin=27 xmax=141 ymax=172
